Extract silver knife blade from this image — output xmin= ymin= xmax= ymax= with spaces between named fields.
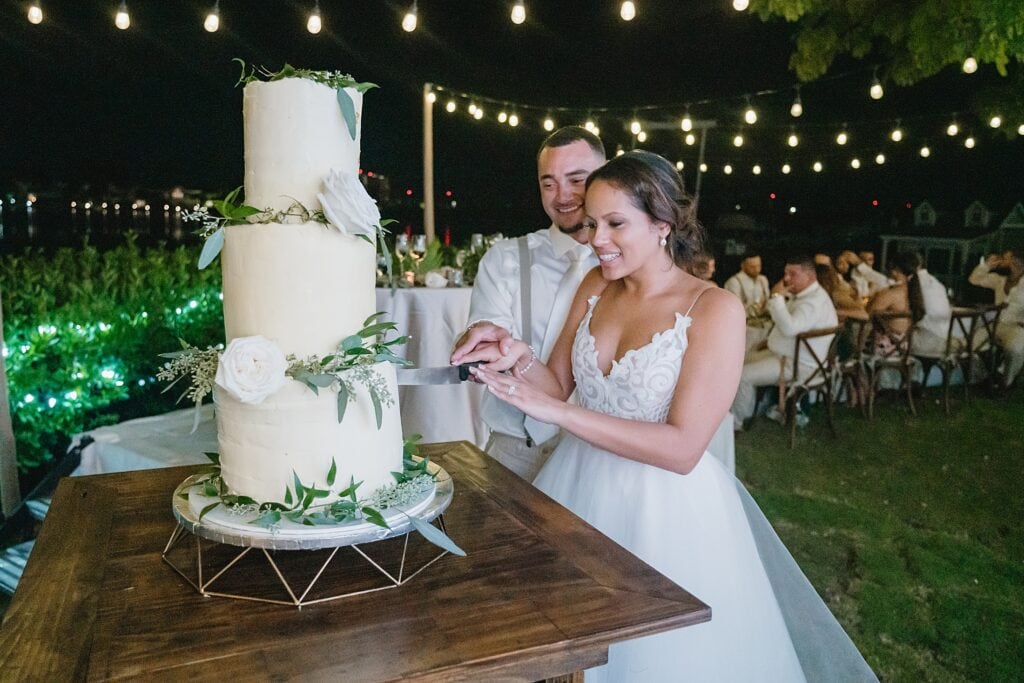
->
xmin=395 ymin=362 xmax=481 ymax=386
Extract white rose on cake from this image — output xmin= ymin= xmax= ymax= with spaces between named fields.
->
xmin=215 ymin=335 xmax=289 ymax=404
xmin=318 ymin=168 xmax=381 ymax=236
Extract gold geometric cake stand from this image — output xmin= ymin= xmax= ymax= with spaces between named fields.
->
xmin=161 ymin=463 xmax=454 ymax=609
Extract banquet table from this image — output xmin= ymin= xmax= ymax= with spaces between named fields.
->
xmin=2 ymin=441 xmax=711 ymax=681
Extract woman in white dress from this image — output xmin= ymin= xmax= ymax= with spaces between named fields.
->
xmin=471 ymin=151 xmax=875 ymax=682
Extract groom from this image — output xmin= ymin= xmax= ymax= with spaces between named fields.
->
xmin=450 ymin=126 xmax=605 ymax=480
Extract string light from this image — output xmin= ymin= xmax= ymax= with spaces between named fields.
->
xmin=812 ymin=161 xmax=823 ymax=172
xmin=790 ymin=86 xmax=803 ymax=117
xmin=919 ymin=145 xmax=931 ymax=158
xmin=743 ymin=96 xmax=757 ymax=125
xmin=698 ymin=162 xmax=708 ymax=172
xmin=28 ymin=2 xmax=43 ymax=24
xmin=733 ymin=0 xmax=750 ymax=10
xmin=724 ymin=164 xmax=733 ymax=175
xmin=875 ymin=153 xmax=886 ymax=165
xmin=946 ymin=118 xmax=959 ymax=136
xmin=508 ymin=111 xmax=519 ymax=127
xmin=543 ymin=115 xmax=555 ymax=131
xmin=203 ymin=1 xmax=220 ymax=32
xmin=890 ymin=121 xmax=903 ymax=142
xmin=684 ymin=132 xmax=696 ymax=146
xmin=1018 ymin=124 xmax=1024 ymax=136
xmin=680 ymin=108 xmax=693 ymax=132
xmin=630 ymin=114 xmax=642 ymax=135
xmin=498 ymin=111 xmax=508 ymax=123
xmin=473 ymin=106 xmax=484 ymax=120
xmin=835 ymin=128 xmax=848 ymax=145
xmin=851 ymin=158 xmax=861 ymax=169
xmin=402 ymin=2 xmax=418 ymax=32
xmin=781 ymin=163 xmax=791 ymax=174
xmin=869 ymin=68 xmax=884 ymax=100
xmin=510 ymin=1 xmax=526 ymax=25
xmin=115 ymin=1 xmax=131 ymax=29
xmin=675 ymin=161 xmax=684 ymax=171
xmin=787 ymin=131 xmax=799 ymax=147
xmin=989 ymin=115 xmax=1002 ymax=128
xmin=468 ymin=103 xmax=478 ymax=115
xmin=962 ymin=56 xmax=978 ymax=74
xmin=733 ymin=131 xmax=744 ymax=147
xmin=445 ymin=99 xmax=457 ymax=113
xmin=637 ymin=130 xmax=647 ymax=142
xmin=752 ymin=164 xmax=761 ymax=175
xmin=964 ymin=135 xmax=976 ymax=149
xmin=620 ymin=1 xmax=636 ymax=21
xmin=307 ymin=1 xmax=322 ymax=34
xmin=425 ymin=90 xmax=437 ymax=104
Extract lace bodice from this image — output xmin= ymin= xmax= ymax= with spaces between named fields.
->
xmin=572 ymin=295 xmax=691 ymax=423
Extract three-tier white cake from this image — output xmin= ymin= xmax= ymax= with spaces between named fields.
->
xmin=214 ymin=76 xmax=403 ymax=505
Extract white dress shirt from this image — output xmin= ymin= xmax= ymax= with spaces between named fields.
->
xmin=724 ymin=271 xmax=770 ymax=318
xmin=466 ymin=225 xmax=598 ymax=439
xmin=851 ymin=263 xmax=891 ymax=299
xmin=916 ymin=268 xmax=952 ymax=342
xmin=765 ymin=281 xmax=838 ymax=365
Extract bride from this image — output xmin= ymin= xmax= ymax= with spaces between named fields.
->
xmin=469 ymin=151 xmax=875 ymax=681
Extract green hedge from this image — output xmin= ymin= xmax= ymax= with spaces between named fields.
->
xmin=1 ymin=234 xmax=224 ymax=471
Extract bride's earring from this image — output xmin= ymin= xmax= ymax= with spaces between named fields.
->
xmin=659 ymin=235 xmax=667 ymax=247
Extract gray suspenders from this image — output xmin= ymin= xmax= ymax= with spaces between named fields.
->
xmin=517 ymin=235 xmax=533 ymax=446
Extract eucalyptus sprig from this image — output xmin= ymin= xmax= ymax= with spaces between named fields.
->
xmin=286 ymin=312 xmax=411 ymax=426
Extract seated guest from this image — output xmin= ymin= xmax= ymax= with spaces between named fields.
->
xmin=816 ymin=263 xmax=868 ymax=322
xmin=867 ymin=252 xmax=917 ymax=352
xmin=732 ymin=254 xmax=838 ymax=429
xmin=688 ymin=250 xmax=717 ymax=281
xmin=724 ymin=254 xmax=771 ymax=352
xmin=899 ymin=252 xmax=953 ymax=356
xmin=813 ymin=253 xmax=832 ymax=267
xmin=838 ymin=250 xmax=890 ymax=299
xmin=971 ymin=251 xmax=1024 ymax=387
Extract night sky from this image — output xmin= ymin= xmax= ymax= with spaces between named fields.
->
xmin=3 ymin=1 xmax=1022 ymax=231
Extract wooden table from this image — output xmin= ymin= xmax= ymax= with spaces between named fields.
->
xmin=1 ymin=442 xmax=710 ymax=681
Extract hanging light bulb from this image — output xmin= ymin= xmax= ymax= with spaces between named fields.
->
xmin=890 ymin=121 xmax=903 ymax=142
xmin=498 ymin=111 xmax=508 ymax=123
xmin=675 ymin=161 xmax=684 ymax=171
xmin=1018 ymin=123 xmax=1024 ymax=136
xmin=752 ymin=164 xmax=762 ymax=175
xmin=636 ymin=130 xmax=648 ymax=142
xmin=425 ymin=90 xmax=437 ymax=104
xmin=875 ymin=153 xmax=886 ymax=165
xmin=743 ymin=96 xmax=757 ymax=125
xmin=812 ymin=161 xmax=823 ymax=173
xmin=27 ymin=2 xmax=43 ymax=24
xmin=946 ymin=119 xmax=959 ymax=136
xmin=919 ymin=146 xmax=931 ymax=158
xmin=724 ymin=164 xmax=733 ymax=175
xmin=630 ymin=116 xmax=642 ymax=135
xmin=680 ymin=111 xmax=693 ymax=132
xmin=851 ymin=158 xmax=861 ymax=169
xmin=733 ymin=132 xmax=744 ymax=147
xmin=402 ymin=2 xmax=417 ymax=32
xmin=468 ymin=103 xmax=478 ymax=115
xmin=964 ymin=136 xmax=976 ymax=149
xmin=584 ymin=118 xmax=596 ymax=132
xmin=869 ymin=68 xmax=884 ymax=100
xmin=307 ymin=1 xmax=322 ymax=34
xmin=684 ymin=132 xmax=696 ymax=146
xmin=733 ymin=0 xmax=750 ymax=10
xmin=787 ymin=132 xmax=799 ymax=147
xmin=508 ymin=112 xmax=519 ymax=127
xmin=699 ymin=162 xmax=708 ymax=173
xmin=115 ymin=1 xmax=131 ymax=29
xmin=473 ymin=107 xmax=484 ymax=120
xmin=790 ymin=86 xmax=803 ymax=117
xmin=620 ymin=1 xmax=636 ymax=21
xmin=836 ymin=129 xmax=848 ymax=145
xmin=781 ymin=163 xmax=792 ymax=174
xmin=445 ymin=99 xmax=457 ymax=113
xmin=616 ymin=145 xmax=626 ymax=157
xmin=543 ymin=115 xmax=555 ymax=131
xmin=962 ymin=56 xmax=978 ymax=74
xmin=204 ymin=2 xmax=220 ymax=32
xmin=989 ymin=115 xmax=1002 ymax=128
xmin=511 ymin=1 xmax=526 ymax=25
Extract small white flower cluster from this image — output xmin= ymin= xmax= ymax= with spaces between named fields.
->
xmin=157 ymin=344 xmax=221 ymax=404
xmin=228 ymin=502 xmax=260 ymax=517
xmin=343 ymin=365 xmax=395 ymax=407
xmin=370 ymin=474 xmax=434 ymax=509
xmin=181 ymin=206 xmax=224 ymax=238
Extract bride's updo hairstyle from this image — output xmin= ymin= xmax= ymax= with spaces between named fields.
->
xmin=585 ymin=150 xmax=705 ymax=269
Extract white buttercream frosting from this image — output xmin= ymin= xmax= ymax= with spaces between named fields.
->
xmin=243 ymin=78 xmax=363 ymax=214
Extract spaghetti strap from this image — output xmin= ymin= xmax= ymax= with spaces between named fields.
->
xmin=683 ymin=286 xmax=714 ymax=318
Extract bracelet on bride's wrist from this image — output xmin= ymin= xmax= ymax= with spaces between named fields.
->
xmin=517 ymin=345 xmax=537 ymax=375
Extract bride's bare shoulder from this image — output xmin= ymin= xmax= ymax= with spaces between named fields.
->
xmin=686 ymin=285 xmax=744 ymax=325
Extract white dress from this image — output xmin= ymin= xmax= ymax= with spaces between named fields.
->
xmin=534 ymin=296 xmax=876 ymax=682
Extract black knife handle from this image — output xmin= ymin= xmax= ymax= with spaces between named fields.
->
xmin=457 ymin=361 xmax=484 ymax=381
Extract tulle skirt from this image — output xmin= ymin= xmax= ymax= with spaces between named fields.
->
xmin=534 ymin=434 xmax=876 ymax=682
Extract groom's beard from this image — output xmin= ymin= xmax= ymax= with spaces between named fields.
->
xmin=558 ymin=221 xmax=586 ymax=235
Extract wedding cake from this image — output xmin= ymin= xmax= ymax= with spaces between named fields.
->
xmin=211 ymin=72 xmax=404 ymax=506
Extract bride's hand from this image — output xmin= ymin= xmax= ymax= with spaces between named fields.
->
xmin=481 ymin=339 xmax=531 ymax=374
xmin=470 ymin=365 xmax=566 ymax=425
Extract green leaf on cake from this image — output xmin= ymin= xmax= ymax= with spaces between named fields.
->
xmin=204 ymin=452 xmax=221 ymax=466
xmin=309 ymin=373 xmax=336 ymax=388
xmin=252 ymin=510 xmax=282 ymax=528
xmin=336 ymin=87 xmax=358 ymax=140
xmin=293 ymin=472 xmax=306 ymax=503
xmin=341 ymin=334 xmax=363 ymax=351
xmin=361 ymin=506 xmax=388 ymax=528
xmin=327 ymin=459 xmax=337 ymax=487
xmin=337 ymin=478 xmax=360 ymax=500
xmin=336 ymin=382 xmax=349 ymax=423
xmin=198 ymin=502 xmax=221 ymax=520
xmin=197 ymin=227 xmax=225 ymax=270
xmin=369 ymin=384 xmax=384 ymax=429
xmin=408 ymin=516 xmax=466 ymax=557
xmin=284 ymin=487 xmax=293 ymax=506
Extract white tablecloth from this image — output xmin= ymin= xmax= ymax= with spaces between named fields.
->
xmin=72 ymin=286 xmax=733 ymax=476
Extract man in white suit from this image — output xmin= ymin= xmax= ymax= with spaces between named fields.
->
xmin=732 ymin=254 xmax=838 ymax=430
xmin=724 ymin=254 xmax=771 ymax=352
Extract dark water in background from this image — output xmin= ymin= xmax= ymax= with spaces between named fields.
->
xmin=0 ymin=196 xmax=541 ymax=255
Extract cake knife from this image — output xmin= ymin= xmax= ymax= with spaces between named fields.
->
xmin=395 ymin=362 xmax=483 ymax=385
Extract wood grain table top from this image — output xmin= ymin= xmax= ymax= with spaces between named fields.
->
xmin=1 ymin=441 xmax=709 ymax=681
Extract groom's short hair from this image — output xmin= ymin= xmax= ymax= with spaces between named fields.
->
xmin=538 ymin=126 xmax=605 ymax=161
xmin=785 ymin=254 xmax=816 ymax=272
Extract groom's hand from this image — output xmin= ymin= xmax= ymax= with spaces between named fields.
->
xmin=451 ymin=322 xmax=514 ymax=364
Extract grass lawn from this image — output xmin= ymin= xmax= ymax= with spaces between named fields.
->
xmin=737 ymin=384 xmax=1024 ymax=681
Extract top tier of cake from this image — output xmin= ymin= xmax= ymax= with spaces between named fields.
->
xmin=243 ymin=78 xmax=363 ymax=214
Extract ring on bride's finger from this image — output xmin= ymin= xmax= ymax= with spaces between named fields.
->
xmin=507 ymin=384 xmax=517 ymax=396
